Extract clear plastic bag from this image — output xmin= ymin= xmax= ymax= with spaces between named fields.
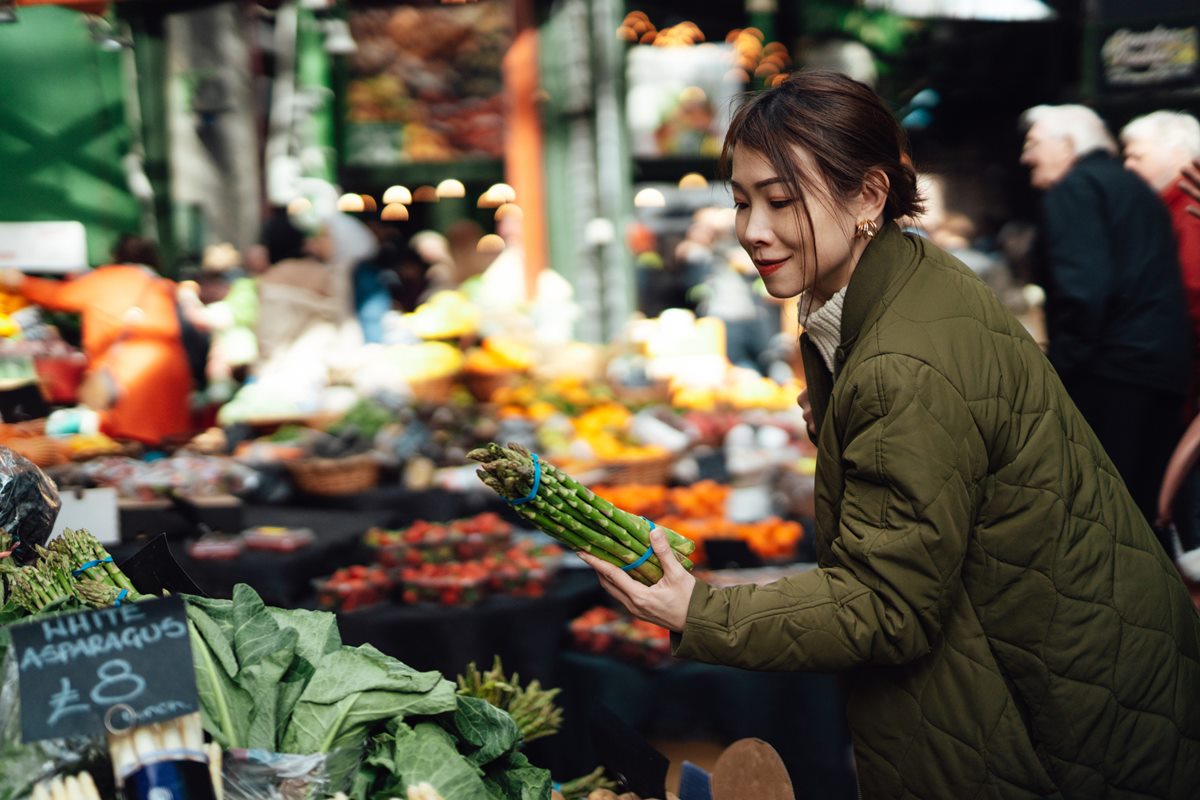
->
xmin=0 ymin=651 xmax=110 ymax=800
xmin=0 ymin=445 xmax=60 ymax=564
xmin=221 ymin=747 xmax=362 ymax=800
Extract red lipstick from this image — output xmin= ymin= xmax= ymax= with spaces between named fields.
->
xmin=755 ymin=258 xmax=787 ymax=277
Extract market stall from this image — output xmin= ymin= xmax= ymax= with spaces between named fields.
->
xmin=0 ymin=433 xmax=853 ymax=798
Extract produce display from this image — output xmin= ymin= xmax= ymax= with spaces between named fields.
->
xmin=48 ymin=456 xmax=256 ymax=501
xmin=480 ymin=540 xmax=564 ymax=598
xmin=593 ymin=481 xmax=804 ymax=563
xmin=470 ymin=443 xmax=696 ymax=586
xmin=314 ymin=564 xmax=394 ymax=612
xmin=1 ymin=526 xmax=567 ymax=800
xmin=326 ymin=398 xmax=396 ymax=443
xmin=29 ymin=771 xmax=103 ymax=800
xmin=456 ymin=656 xmax=563 ymax=744
xmin=337 ymin=516 xmax=568 ymax=607
xmin=187 ymin=584 xmax=552 ymax=797
xmin=366 ymin=512 xmax=514 ymax=567
xmin=399 ymin=561 xmax=490 ymax=607
xmin=105 ymin=713 xmax=217 ymax=795
xmin=569 ymin=607 xmax=672 ymax=669
xmin=0 ymin=528 xmax=142 ymax=614
xmin=346 ymin=5 xmax=512 ymax=163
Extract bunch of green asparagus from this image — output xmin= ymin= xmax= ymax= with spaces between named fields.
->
xmin=457 ymin=656 xmax=564 ymax=743
xmin=468 ymin=443 xmax=695 ymax=586
xmin=1 ymin=527 xmax=143 ymax=613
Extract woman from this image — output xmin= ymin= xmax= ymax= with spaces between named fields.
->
xmin=582 ymin=72 xmax=1200 ymax=798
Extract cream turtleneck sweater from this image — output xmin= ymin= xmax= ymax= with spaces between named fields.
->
xmin=801 ymin=285 xmax=848 ymax=376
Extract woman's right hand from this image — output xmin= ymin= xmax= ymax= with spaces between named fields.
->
xmin=578 ymin=528 xmax=695 ymax=633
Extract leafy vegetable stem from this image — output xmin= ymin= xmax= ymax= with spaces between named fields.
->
xmin=188 ymin=620 xmax=240 ymax=748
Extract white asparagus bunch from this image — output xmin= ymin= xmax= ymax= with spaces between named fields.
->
xmin=205 ymin=741 xmax=224 ymax=800
xmin=407 ymin=784 xmax=447 ymax=800
xmin=107 ymin=712 xmax=208 ymax=781
xmin=30 ymin=772 xmax=101 ymax=800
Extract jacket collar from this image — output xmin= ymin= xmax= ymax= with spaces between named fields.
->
xmin=802 ymin=222 xmax=918 ymax=439
xmin=838 ymin=221 xmax=918 ymax=362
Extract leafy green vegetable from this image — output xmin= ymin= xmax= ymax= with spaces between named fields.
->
xmin=183 ymin=584 xmax=550 ymax=798
xmin=483 ymin=751 xmax=554 ymax=800
xmin=328 ymin=400 xmax=395 ymax=441
xmin=268 ymin=424 xmax=308 ymax=443
xmin=378 ymin=721 xmax=493 ymax=799
xmin=450 ymin=696 xmax=521 ymax=768
xmin=280 ymin=644 xmax=457 ymax=756
xmin=232 ymin=585 xmax=300 ymax=750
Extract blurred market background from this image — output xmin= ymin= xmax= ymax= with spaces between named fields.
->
xmin=0 ymin=1 xmax=1197 ymax=799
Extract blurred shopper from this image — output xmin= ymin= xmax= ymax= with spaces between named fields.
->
xmin=469 ymin=207 xmax=579 ymax=344
xmin=675 ymin=207 xmax=723 ymax=302
xmin=695 ymin=245 xmax=774 ymax=373
xmin=1184 ymin=158 xmax=1200 ymax=217
xmin=628 ymin=222 xmax=688 ymax=318
xmin=1 ymin=236 xmax=193 ymax=444
xmin=177 ymin=243 xmax=260 ymax=403
xmin=256 ymin=212 xmax=376 ymax=373
xmin=353 ymin=222 xmax=399 ymax=344
xmin=1124 ymin=117 xmax=1200 ymax=556
xmin=1020 ymin=104 xmax=1191 ymax=532
xmin=579 ymin=72 xmax=1200 ymax=799
xmin=1121 ymin=111 xmax=1200 ymax=396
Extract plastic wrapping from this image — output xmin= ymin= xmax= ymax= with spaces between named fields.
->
xmin=221 ymin=747 xmax=362 ymax=800
xmin=0 ymin=650 xmax=111 ymax=800
xmin=0 ymin=445 xmax=61 ymax=564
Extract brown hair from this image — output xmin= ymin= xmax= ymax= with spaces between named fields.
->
xmin=720 ymin=70 xmax=923 ymax=223
xmin=112 ymin=234 xmax=161 ymax=270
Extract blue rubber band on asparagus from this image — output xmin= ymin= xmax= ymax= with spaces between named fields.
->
xmin=620 ymin=518 xmax=659 ymax=572
xmin=114 ymin=588 xmax=128 ymax=606
xmin=506 ymin=453 xmax=541 ymax=506
xmin=72 ymin=556 xmax=113 ymax=577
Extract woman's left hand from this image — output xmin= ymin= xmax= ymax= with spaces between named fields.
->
xmin=578 ymin=528 xmax=696 ymax=632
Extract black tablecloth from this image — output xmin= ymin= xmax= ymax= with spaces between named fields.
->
xmin=554 ymin=653 xmax=856 ymax=799
xmin=111 ymin=505 xmax=393 ymax=606
xmin=332 ymin=569 xmax=602 ymax=677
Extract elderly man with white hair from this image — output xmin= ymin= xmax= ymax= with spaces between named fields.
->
xmin=1122 ymin=111 xmax=1200 ymax=371
xmin=1020 ymin=104 xmax=1191 ymax=548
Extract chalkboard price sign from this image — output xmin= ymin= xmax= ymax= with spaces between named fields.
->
xmin=10 ymin=595 xmax=198 ymax=743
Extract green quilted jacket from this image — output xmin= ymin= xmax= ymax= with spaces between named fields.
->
xmin=674 ymin=224 xmax=1200 ymax=798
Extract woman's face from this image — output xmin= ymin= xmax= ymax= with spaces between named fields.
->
xmin=731 ymin=145 xmax=860 ymax=301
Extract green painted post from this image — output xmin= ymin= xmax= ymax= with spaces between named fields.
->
xmin=124 ymin=9 xmax=177 ymax=273
xmin=297 ymin=7 xmax=336 ymax=184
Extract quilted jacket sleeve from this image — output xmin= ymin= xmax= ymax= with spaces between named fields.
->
xmin=674 ymin=354 xmax=987 ymax=671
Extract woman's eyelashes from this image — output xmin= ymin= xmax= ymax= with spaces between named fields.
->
xmin=732 ymin=197 xmax=793 ymax=210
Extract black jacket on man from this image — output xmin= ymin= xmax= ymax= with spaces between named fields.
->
xmin=1037 ymin=150 xmax=1191 ymax=532
xmin=1038 ymin=150 xmax=1191 ymax=397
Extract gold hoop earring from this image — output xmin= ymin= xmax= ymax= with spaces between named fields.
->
xmin=854 ymin=220 xmax=879 ymax=240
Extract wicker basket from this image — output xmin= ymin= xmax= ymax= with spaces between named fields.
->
xmin=0 ymin=419 xmax=47 ymax=439
xmin=610 ymin=379 xmax=672 ymax=408
xmin=462 ymin=368 xmax=518 ymax=403
xmin=409 ymin=374 xmax=458 ymax=405
xmin=4 ymin=436 xmax=67 ymax=468
xmin=286 ymin=454 xmax=380 ymax=496
xmin=598 ymin=452 xmax=675 ymax=486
